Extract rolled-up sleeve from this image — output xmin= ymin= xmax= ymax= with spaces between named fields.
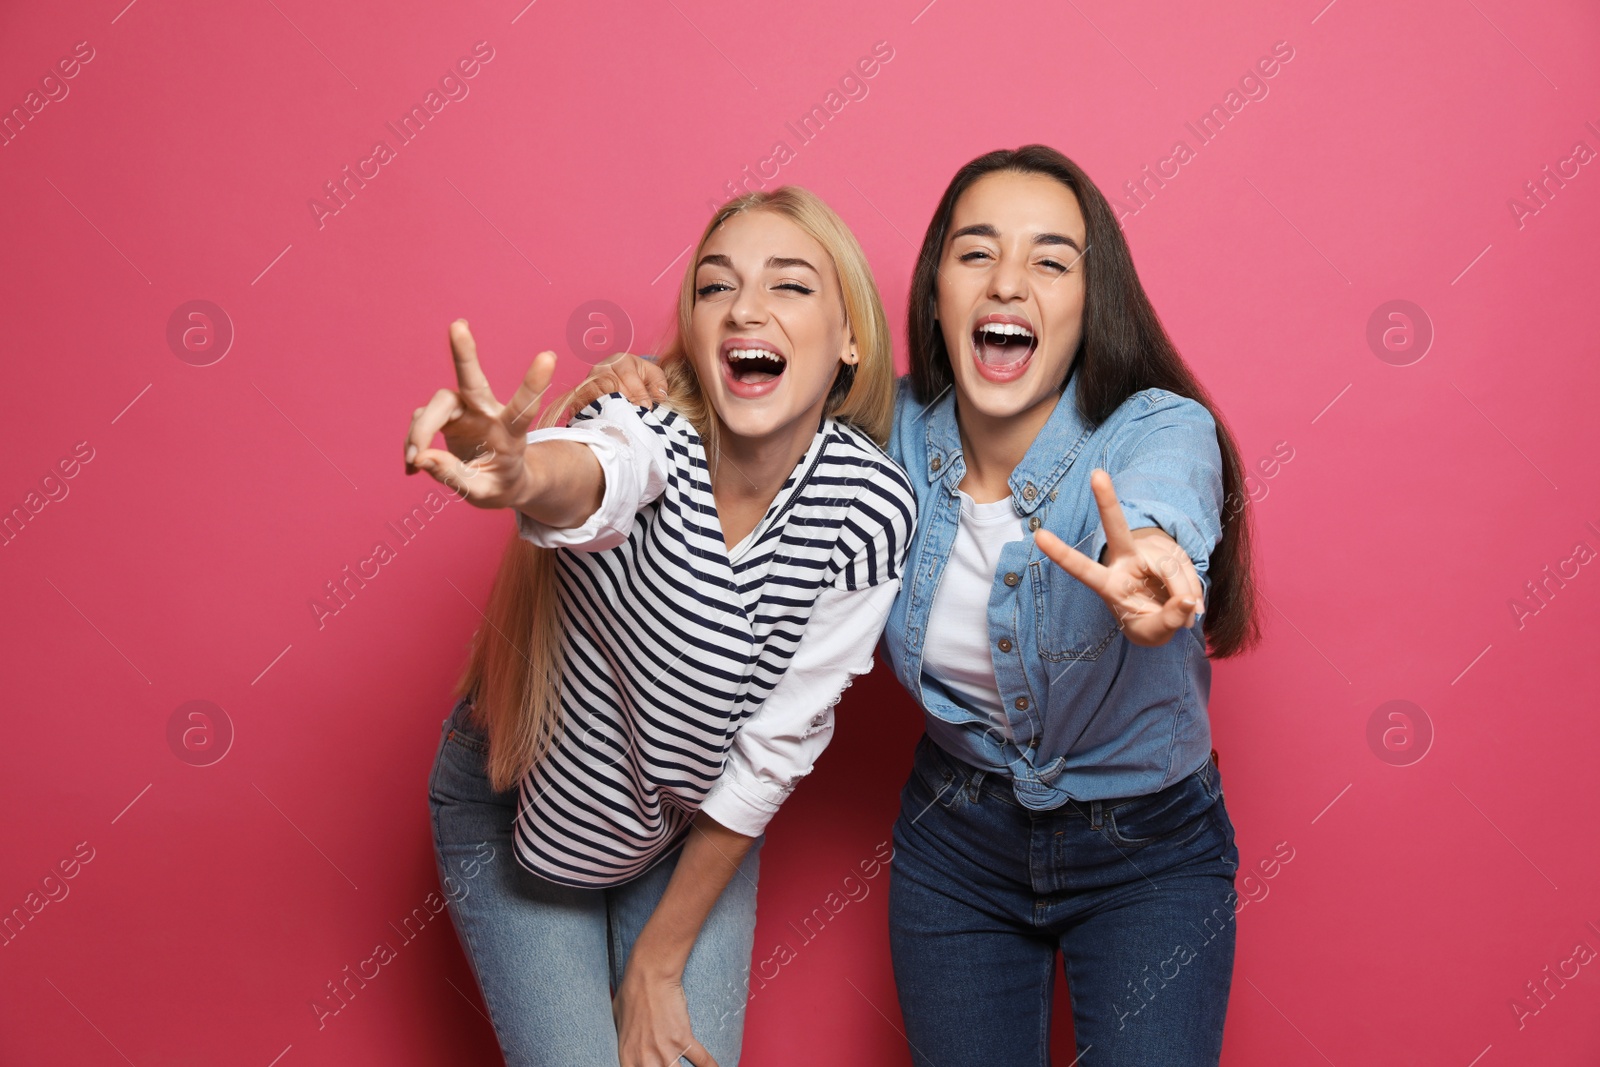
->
xmin=698 ymin=578 xmax=900 ymax=837
xmin=513 ymin=395 xmax=670 ymax=552
xmin=1085 ymin=392 xmax=1225 ymax=596
xmin=700 ymin=458 xmax=916 ymax=837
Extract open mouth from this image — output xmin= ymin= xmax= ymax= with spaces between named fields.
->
xmin=720 ymin=339 xmax=788 ymax=398
xmin=971 ymin=316 xmax=1036 ymax=382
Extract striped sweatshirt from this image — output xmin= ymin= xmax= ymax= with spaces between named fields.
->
xmin=509 ymin=393 xmax=915 ymax=887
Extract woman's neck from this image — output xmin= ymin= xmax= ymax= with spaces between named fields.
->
xmin=708 ymin=410 xmax=823 ymax=546
xmin=955 ymin=390 xmax=1061 ymax=503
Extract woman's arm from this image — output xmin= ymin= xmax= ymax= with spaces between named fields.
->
xmin=613 ymin=578 xmax=902 ymax=1067
xmin=509 ymin=439 xmax=605 ymax=528
xmin=1035 ymin=395 xmax=1222 ymax=645
xmin=614 ymin=470 xmax=914 ymax=1066
xmin=514 ymin=395 xmax=673 ymax=552
xmin=697 ymin=578 xmax=900 ymax=833
xmin=613 ymin=812 xmax=754 ymax=1067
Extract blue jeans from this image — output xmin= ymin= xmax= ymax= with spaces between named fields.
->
xmin=888 ymin=733 xmax=1239 ymax=1066
xmin=428 ymin=695 xmax=762 ymax=1066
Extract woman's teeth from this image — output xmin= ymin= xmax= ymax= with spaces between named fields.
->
xmin=973 ymin=323 xmax=1036 ymax=367
xmin=726 ymin=348 xmax=786 ymax=382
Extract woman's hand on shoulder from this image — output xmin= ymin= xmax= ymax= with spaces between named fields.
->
xmin=557 ymin=352 xmax=670 ymax=421
xmin=1033 ymin=468 xmax=1205 ymax=647
xmin=403 ymin=319 xmax=561 ymax=510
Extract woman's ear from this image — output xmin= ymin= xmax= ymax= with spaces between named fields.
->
xmin=844 ymin=337 xmax=859 ymax=365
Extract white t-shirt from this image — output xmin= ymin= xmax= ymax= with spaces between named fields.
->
xmin=921 ymin=489 xmax=1025 ymax=722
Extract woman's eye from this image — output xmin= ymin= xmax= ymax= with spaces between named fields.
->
xmin=775 ymin=283 xmax=814 ymax=294
xmin=695 ymin=283 xmax=731 ymax=297
xmin=959 ymin=250 xmax=991 ymax=262
xmin=1039 ymin=259 xmax=1069 ymax=273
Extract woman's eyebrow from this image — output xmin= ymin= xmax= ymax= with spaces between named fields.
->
xmin=1034 ymin=232 xmax=1082 ymax=252
xmin=766 ymin=256 xmax=819 ymax=273
xmin=694 ymin=254 xmax=819 ymax=273
xmin=950 ymin=223 xmax=1082 ymax=252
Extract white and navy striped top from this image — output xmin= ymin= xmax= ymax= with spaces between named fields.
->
xmin=508 ymin=393 xmax=915 ymax=887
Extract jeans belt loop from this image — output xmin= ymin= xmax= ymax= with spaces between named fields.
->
xmin=1090 ymin=799 xmax=1103 ymax=830
xmin=967 ymin=769 xmax=986 ymax=801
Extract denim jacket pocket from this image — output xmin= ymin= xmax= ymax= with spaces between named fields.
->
xmin=1029 ymin=558 xmax=1121 ymax=663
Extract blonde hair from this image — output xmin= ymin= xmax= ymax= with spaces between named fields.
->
xmin=454 ymin=186 xmax=895 ymax=791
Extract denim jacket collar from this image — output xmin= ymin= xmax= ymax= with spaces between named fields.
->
xmin=922 ymin=366 xmax=1099 ymax=515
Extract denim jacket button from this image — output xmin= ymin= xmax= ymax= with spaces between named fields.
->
xmin=1023 ymin=483 xmax=1037 ymax=501
xmin=1028 ymin=516 xmax=1041 ymax=531
xmin=931 ymin=455 xmax=942 ymax=472
xmin=1014 ymin=696 xmax=1030 ymax=711
xmin=1003 ymin=572 xmax=1020 ymax=587
xmin=998 ymin=637 xmax=1013 ymax=653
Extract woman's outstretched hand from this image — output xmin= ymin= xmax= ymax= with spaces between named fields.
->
xmin=404 ymin=319 xmax=561 ymax=509
xmin=1033 ymin=468 xmax=1205 ymax=648
xmin=559 ymin=352 xmax=669 ymax=421
xmin=613 ymin=961 xmax=719 ymax=1067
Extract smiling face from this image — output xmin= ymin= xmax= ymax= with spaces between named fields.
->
xmin=687 ymin=208 xmax=857 ymax=445
xmin=935 ymin=170 xmax=1088 ymax=423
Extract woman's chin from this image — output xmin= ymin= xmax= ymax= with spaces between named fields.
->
xmin=709 ymin=391 xmax=788 ymax=441
xmin=710 ymin=385 xmax=835 ymax=446
xmin=954 ymin=351 xmax=1073 ymax=420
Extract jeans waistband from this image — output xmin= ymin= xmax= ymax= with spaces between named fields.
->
xmin=912 ymin=733 xmax=1219 ymax=819
xmin=915 ymin=733 xmax=1041 ymax=813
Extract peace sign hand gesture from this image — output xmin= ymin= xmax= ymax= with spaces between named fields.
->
xmin=1033 ymin=469 xmax=1206 ymax=648
xmin=404 ymin=320 xmax=560 ymax=510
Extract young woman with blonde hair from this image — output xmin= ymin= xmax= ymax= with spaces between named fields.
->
xmin=405 ymin=186 xmax=914 ymax=1067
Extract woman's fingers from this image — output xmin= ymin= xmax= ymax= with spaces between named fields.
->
xmin=642 ymin=359 xmax=669 ymax=399
xmin=679 ymin=1039 xmax=720 ymax=1067
xmin=1170 ymin=549 xmax=1205 ymax=611
xmin=606 ymin=354 xmax=667 ymax=406
xmin=1088 ymin=468 xmax=1137 ymax=562
xmin=1131 ymin=530 xmax=1205 ymax=612
xmin=405 ymin=387 xmax=464 ymax=474
xmin=1159 ymin=587 xmax=1202 ymax=633
xmin=411 ymin=444 xmax=476 ymax=498
xmin=592 ymin=353 xmax=669 ymax=408
xmin=501 ymin=350 xmax=559 ymax=437
xmin=618 ymin=364 xmax=652 ymax=405
xmin=558 ymin=370 xmax=625 ymax=422
xmin=1033 ymin=528 xmax=1106 ymax=592
xmin=448 ymin=319 xmax=501 ymax=413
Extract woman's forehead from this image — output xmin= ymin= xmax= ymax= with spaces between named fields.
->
xmin=951 ymin=172 xmax=1085 ymax=238
xmin=702 ymin=210 xmax=833 ymax=273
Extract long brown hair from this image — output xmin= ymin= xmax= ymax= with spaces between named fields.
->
xmin=455 ymin=186 xmax=896 ymax=790
xmin=907 ymin=145 xmax=1260 ymax=658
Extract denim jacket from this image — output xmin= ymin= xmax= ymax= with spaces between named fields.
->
xmin=881 ymin=367 xmax=1225 ymax=809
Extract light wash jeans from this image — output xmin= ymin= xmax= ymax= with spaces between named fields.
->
xmin=429 ymin=694 xmax=762 ymax=1065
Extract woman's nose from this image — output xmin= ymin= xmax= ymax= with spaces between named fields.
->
xmin=990 ymin=253 xmax=1029 ymax=302
xmin=727 ymin=287 xmax=768 ymax=326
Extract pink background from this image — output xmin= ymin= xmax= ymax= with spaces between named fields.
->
xmin=3 ymin=0 xmax=1599 ymax=1063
